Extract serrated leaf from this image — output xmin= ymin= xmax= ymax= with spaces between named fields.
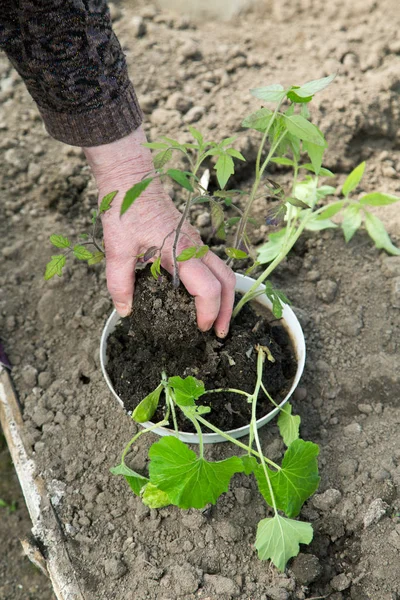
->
xmin=284 ymin=116 xmax=326 ymax=147
xmin=188 ymin=126 xmax=204 ymax=146
xmin=359 ymin=192 xmax=400 ymax=206
xmin=342 ymin=162 xmax=366 ymax=196
xmin=121 ymin=178 xmax=153 ymax=215
xmin=99 ymin=190 xmax=118 ymax=213
xmin=342 ymin=204 xmax=363 ymax=242
xmin=176 ymin=247 xmax=197 ymax=262
xmin=255 ymin=439 xmax=320 ymax=518
xmin=293 ymin=74 xmax=335 ymax=98
xmin=110 ymin=463 xmax=149 ymax=496
xmin=225 ymin=247 xmax=248 ymax=259
xmin=250 ymin=84 xmax=287 ymax=103
xmin=195 ymin=245 xmax=209 ymax=259
xmin=255 ymin=515 xmax=313 ymax=571
xmin=148 ymin=436 xmax=244 ymax=509
xmin=50 ymin=234 xmax=70 ymax=249
xmin=277 ymin=403 xmax=301 ymax=447
xmin=73 ymin=245 xmax=93 ymax=260
xmin=303 ymin=139 xmax=325 ymax=174
xmin=88 ymin=251 xmax=105 ymax=265
xmin=167 ymin=169 xmax=194 ymax=192
xmin=141 ymin=483 xmax=171 ymax=508
xmin=364 ymin=212 xmax=400 ymax=255
xmin=271 ymin=157 xmax=295 ymax=166
xmin=257 ymin=228 xmax=287 ymax=264
xmin=150 ymin=256 xmax=161 ymax=280
xmin=210 ymin=199 xmax=225 ymax=232
xmin=220 ymin=135 xmax=238 ymax=148
xmin=168 ymin=375 xmax=205 ymax=406
xmin=242 ymin=108 xmax=274 ymax=132
xmin=132 ymin=384 xmax=163 ymax=423
xmin=316 ymin=201 xmax=344 ymax=220
xmin=44 ymin=255 xmax=66 ymax=280
xmin=215 ymin=154 xmax=235 ymax=189
xmin=154 ymin=148 xmax=173 ymax=169
xmin=226 ymin=148 xmax=246 ymax=161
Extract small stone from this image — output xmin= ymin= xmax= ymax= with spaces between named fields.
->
xmin=306 ymin=270 xmax=320 ymax=282
xmin=38 ymin=371 xmax=51 ymax=388
xmin=184 ymin=106 xmax=205 ymax=124
xmin=388 ymin=525 xmax=400 ymax=550
xmin=139 ymin=94 xmax=157 ymax=113
xmin=216 ymin=520 xmax=240 ymax=542
xmin=178 ymin=40 xmax=202 ymax=62
xmin=358 ymin=403 xmax=373 ymax=414
xmin=28 ymin=162 xmax=42 ymax=182
xmin=93 ymin=298 xmax=111 ymax=318
xmin=291 ymin=553 xmax=322 ymax=585
xmin=104 ymin=557 xmax=127 ymax=580
xmin=131 ymin=15 xmax=146 ymax=37
xmin=316 ymin=279 xmax=338 ymax=303
xmin=382 ymin=165 xmax=397 ymax=178
xmin=234 ymin=487 xmax=252 ymax=505
xmin=390 ymin=277 xmax=400 ymax=308
xmin=263 ymin=586 xmax=289 ymax=600
xmin=21 ymin=365 xmax=38 ymax=387
xmin=37 ymin=290 xmax=60 ymax=324
xmin=4 ymin=148 xmax=28 ymax=172
xmin=204 ymin=574 xmax=240 ymax=597
xmin=31 ymin=407 xmax=53 ymax=428
xmin=165 ymin=92 xmax=193 ymax=114
xmin=196 ymin=212 xmax=211 ymax=227
xmin=330 ymin=573 xmax=351 ymax=592
xmin=381 ymin=256 xmax=400 ymax=278
xmin=338 ymin=458 xmax=358 ymax=477
xmin=363 ymin=498 xmax=388 ymax=528
xmin=343 ymin=422 xmax=362 ymax=435
xmin=312 ymin=489 xmax=342 ymax=511
xmin=169 ymin=562 xmax=201 ymax=596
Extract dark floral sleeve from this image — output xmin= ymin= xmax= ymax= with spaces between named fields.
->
xmin=0 ymin=0 xmax=143 ymax=146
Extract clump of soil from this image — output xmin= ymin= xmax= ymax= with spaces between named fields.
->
xmin=107 ymin=268 xmax=297 ymax=432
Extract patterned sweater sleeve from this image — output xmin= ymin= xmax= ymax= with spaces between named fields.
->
xmin=0 ymin=0 xmax=143 ymax=146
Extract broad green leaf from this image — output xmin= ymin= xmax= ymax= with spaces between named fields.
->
xmin=210 ymin=199 xmax=225 ymax=231
xmin=359 ymin=192 xmax=400 ymax=206
xmin=142 ymin=142 xmax=168 ymax=150
xmin=195 ymin=245 xmax=209 ymax=259
xmin=287 ymin=197 xmax=310 ymax=209
xmin=305 ymin=216 xmax=337 ymax=231
xmin=188 ymin=126 xmax=204 ymax=146
xmin=255 ymin=439 xmax=320 ymax=517
xmin=316 ymin=185 xmax=336 ymax=199
xmin=132 ymin=384 xmax=163 ymax=423
xmin=286 ymin=90 xmax=313 ymax=104
xmin=154 ymin=148 xmax=173 ymax=169
xmin=168 ymin=375 xmax=205 ymax=406
xmin=277 ymin=403 xmax=301 ymax=447
xmin=271 ymin=157 xmax=294 ymax=166
xmin=226 ymin=148 xmax=246 ymax=161
xmin=148 ymin=436 xmax=244 ymax=509
xmin=241 ymin=455 xmax=258 ymax=475
xmin=316 ymin=201 xmax=344 ymax=220
xmin=301 ymin=164 xmax=334 ymax=177
xmin=176 ymin=247 xmax=197 ymax=262
xmin=181 ymin=404 xmax=211 ymax=419
xmin=225 ymin=247 xmax=248 ymax=259
xmin=302 ymin=139 xmax=325 ymax=174
xmin=364 ymin=212 xmax=400 ymax=255
xmin=342 ymin=162 xmax=365 ymax=196
xmin=44 ymin=255 xmax=66 ymax=280
xmin=167 ymin=169 xmax=194 ymax=192
xmin=293 ymin=74 xmax=335 ymax=98
xmin=264 ymin=281 xmax=289 ymax=319
xmin=150 ymin=256 xmax=161 ymax=280
xmin=50 ymin=234 xmax=70 ymax=249
xmin=110 ymin=463 xmax=149 ymax=496
xmin=250 ymin=84 xmax=287 ymax=103
xmin=257 ymin=228 xmax=287 ymax=264
xmin=161 ymin=136 xmax=186 ymax=149
xmin=242 ymin=108 xmax=273 ymax=132
xmin=255 ymin=515 xmax=313 ymax=571
xmin=88 ymin=251 xmax=105 ymax=265
xmin=342 ymin=204 xmax=362 ymax=242
xmin=73 ymin=245 xmax=93 ymax=260
xmin=141 ymin=483 xmax=171 ymax=508
xmin=121 ymin=178 xmax=153 ymax=215
xmin=216 ymin=222 xmax=226 ymax=240
xmin=215 ymin=154 xmax=235 ymax=189
xmin=284 ymin=116 xmax=326 ymax=147
xmin=99 ymin=190 xmax=118 ymax=213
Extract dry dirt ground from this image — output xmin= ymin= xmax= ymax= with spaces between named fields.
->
xmin=1 ymin=0 xmax=400 ymax=599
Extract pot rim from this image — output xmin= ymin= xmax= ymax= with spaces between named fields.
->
xmin=100 ymin=273 xmax=306 ymax=444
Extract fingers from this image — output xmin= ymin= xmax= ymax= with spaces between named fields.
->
xmin=105 ymin=251 xmax=137 ymax=317
xmin=202 ymin=252 xmax=236 ymax=338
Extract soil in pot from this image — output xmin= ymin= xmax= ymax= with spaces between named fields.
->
xmin=106 ymin=268 xmax=297 ymax=433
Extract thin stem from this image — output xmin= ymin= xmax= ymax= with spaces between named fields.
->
xmin=121 ymin=419 xmax=169 ymax=464
xmin=191 ymin=417 xmax=204 ymax=458
xmin=206 ymin=388 xmax=252 ymax=398
xmin=167 ymin=388 xmax=179 ymax=434
xmin=171 ymin=191 xmax=192 ymax=287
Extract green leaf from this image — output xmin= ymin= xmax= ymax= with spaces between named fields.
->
xmin=148 ymin=437 xmax=244 ymax=509
xmin=99 ymin=190 xmax=118 ymax=213
xmin=316 ymin=201 xmax=344 ymax=220
xmin=91 ymin=209 xmax=98 ymax=225
xmin=225 ymin=247 xmax=248 ymax=259
xmin=242 ymin=108 xmax=274 ymax=132
xmin=121 ymin=178 xmax=153 ymax=215
xmin=302 ymin=139 xmax=325 ymax=174
xmin=150 ymin=256 xmax=161 ymax=280
xmin=88 ymin=251 xmax=105 ymax=265
xmin=284 ymin=116 xmax=326 ymax=147
xmin=264 ymin=281 xmax=290 ymax=319
xmin=79 ymin=233 xmax=89 ymax=240
xmin=141 ymin=483 xmax=171 ymax=508
xmin=210 ymin=199 xmax=225 ymax=231
xmin=271 ymin=157 xmax=294 ymax=166
xmin=250 ymin=84 xmax=287 ymax=103
xmin=287 ymin=197 xmax=310 ymax=209
xmin=364 ymin=212 xmax=400 ymax=255
xmin=301 ymin=164 xmax=334 ymax=177
xmin=154 ymin=148 xmax=173 ymax=169
xmin=167 ymin=169 xmax=194 ymax=192
xmin=293 ymin=74 xmax=335 ymax=98
xmin=50 ymin=234 xmax=70 ymax=249
xmin=342 ymin=204 xmax=363 ymax=242
xmin=215 ymin=154 xmax=235 ymax=189
xmin=110 ymin=463 xmax=149 ymax=496
xmin=73 ymin=245 xmax=93 ymax=260
xmin=220 ymin=135 xmax=238 ymax=148
xmin=195 ymin=245 xmax=209 ymax=259
xmin=255 ymin=439 xmax=320 ymax=518
xmin=342 ymin=162 xmax=366 ymax=196
xmin=168 ymin=375 xmax=205 ymax=406
xmin=359 ymin=192 xmax=400 ymax=206
xmin=257 ymin=228 xmax=287 ymax=264
xmin=277 ymin=403 xmax=301 ymax=447
xmin=176 ymin=247 xmax=197 ymax=262
xmin=241 ymin=455 xmax=258 ymax=475
xmin=132 ymin=384 xmax=163 ymax=423
xmin=255 ymin=515 xmax=313 ymax=571
xmin=226 ymin=148 xmax=246 ymax=161
xmin=188 ymin=126 xmax=204 ymax=146
xmin=286 ymin=90 xmax=313 ymax=103
xmin=44 ymin=255 xmax=66 ymax=280
xmin=305 ymin=216 xmax=337 ymax=231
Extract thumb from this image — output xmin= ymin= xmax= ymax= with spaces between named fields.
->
xmin=105 ymin=253 xmax=137 ymax=317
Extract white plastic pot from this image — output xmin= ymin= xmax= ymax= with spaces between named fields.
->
xmin=100 ymin=273 xmax=306 ymax=444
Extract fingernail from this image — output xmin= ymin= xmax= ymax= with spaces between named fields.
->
xmin=115 ymin=303 xmax=132 ymax=317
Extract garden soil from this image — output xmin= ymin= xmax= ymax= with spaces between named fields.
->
xmin=0 ymin=0 xmax=400 ymax=598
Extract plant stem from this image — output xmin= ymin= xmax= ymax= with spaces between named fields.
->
xmin=206 ymin=388 xmax=252 ymax=398
xmin=121 ymin=419 xmax=169 ymax=464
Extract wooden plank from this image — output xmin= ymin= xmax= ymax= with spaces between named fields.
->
xmin=0 ymin=365 xmax=85 ymax=600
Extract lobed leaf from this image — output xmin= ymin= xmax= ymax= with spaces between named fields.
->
xmin=364 ymin=212 xmax=400 ymax=255
xmin=141 ymin=483 xmax=171 ymax=508
xmin=277 ymin=403 xmax=301 ymax=447
xmin=132 ymin=384 xmax=163 ymax=423
xmin=88 ymin=251 xmax=105 ymax=265
xmin=342 ymin=162 xmax=365 ymax=196
xmin=188 ymin=125 xmax=204 ymax=146
xmin=215 ymin=154 xmax=235 ymax=189
xmin=168 ymin=375 xmax=205 ymax=406
xmin=255 ymin=515 xmax=313 ymax=571
xmin=154 ymin=148 xmax=173 ymax=169
xmin=242 ymin=108 xmax=274 ymax=132
xmin=226 ymin=148 xmax=246 ymax=161
xmin=121 ymin=178 xmax=153 ymax=215
xmin=44 ymin=255 xmax=66 ymax=280
xmin=250 ymin=84 xmax=287 ymax=104
xmin=50 ymin=234 xmax=70 ymax=249
xmin=99 ymin=190 xmax=118 ymax=213
xmin=73 ymin=245 xmax=93 ymax=260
